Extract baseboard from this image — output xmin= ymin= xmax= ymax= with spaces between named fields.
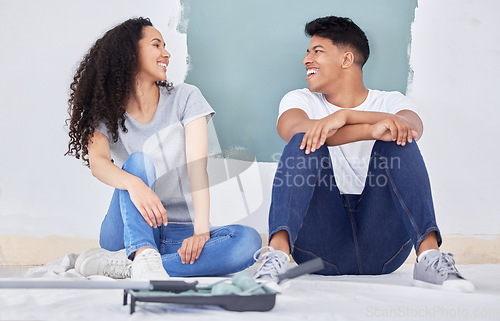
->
xmin=0 ymin=234 xmax=498 ymax=266
xmin=0 ymin=235 xmax=99 ymax=266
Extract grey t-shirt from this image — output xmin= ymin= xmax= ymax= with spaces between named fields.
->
xmin=96 ymin=83 xmax=215 ymax=224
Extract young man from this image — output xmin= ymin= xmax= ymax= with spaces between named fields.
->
xmin=253 ymin=16 xmax=473 ymax=292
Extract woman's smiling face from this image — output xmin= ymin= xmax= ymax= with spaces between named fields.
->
xmin=137 ymin=26 xmax=171 ymax=83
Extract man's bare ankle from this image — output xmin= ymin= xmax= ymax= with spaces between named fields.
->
xmin=269 ymin=241 xmax=291 ymax=255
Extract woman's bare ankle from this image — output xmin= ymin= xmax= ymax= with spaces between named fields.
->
xmin=134 ymin=246 xmax=154 ymax=259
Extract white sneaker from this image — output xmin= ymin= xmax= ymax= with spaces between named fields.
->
xmin=253 ymin=246 xmax=290 ymax=292
xmin=131 ymin=248 xmax=169 ymax=280
xmin=75 ymin=248 xmax=131 ymax=279
xmin=413 ymin=249 xmax=475 ymax=293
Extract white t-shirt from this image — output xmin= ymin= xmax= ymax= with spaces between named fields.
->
xmin=278 ymin=88 xmax=419 ymax=195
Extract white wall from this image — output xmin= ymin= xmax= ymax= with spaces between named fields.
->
xmin=407 ymin=0 xmax=500 ymax=235
xmin=0 ymin=0 xmax=187 ymax=238
xmin=0 ymin=0 xmax=498 ymax=240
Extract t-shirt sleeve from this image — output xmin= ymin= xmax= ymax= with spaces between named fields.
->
xmin=180 ymin=85 xmax=215 ymax=127
xmin=278 ymin=90 xmax=314 ymax=123
xmin=94 ymin=121 xmax=110 ymax=141
xmin=384 ymin=91 xmax=420 ymax=117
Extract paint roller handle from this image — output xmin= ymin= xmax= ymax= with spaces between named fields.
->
xmin=277 ymin=257 xmax=324 ymax=284
xmin=150 ymin=280 xmax=199 ymax=292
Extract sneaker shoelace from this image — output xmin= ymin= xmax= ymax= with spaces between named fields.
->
xmin=141 ymin=251 xmax=163 ymax=273
xmin=103 ymin=258 xmax=131 ymax=278
xmin=253 ymin=246 xmax=287 ymax=278
xmin=426 ymin=252 xmax=459 ymax=277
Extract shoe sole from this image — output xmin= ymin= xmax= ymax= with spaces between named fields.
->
xmin=413 ymin=279 xmax=475 ymax=293
xmin=413 ymin=279 xmax=442 ymax=290
xmin=75 ymin=248 xmax=107 ymax=276
xmin=267 ymin=279 xmax=291 ymax=293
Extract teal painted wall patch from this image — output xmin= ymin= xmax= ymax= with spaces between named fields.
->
xmin=182 ymin=0 xmax=418 ymax=162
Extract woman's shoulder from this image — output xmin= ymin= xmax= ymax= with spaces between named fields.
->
xmin=161 ymin=82 xmax=201 ymax=96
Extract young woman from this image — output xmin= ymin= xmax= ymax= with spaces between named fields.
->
xmin=66 ymin=17 xmax=261 ymax=280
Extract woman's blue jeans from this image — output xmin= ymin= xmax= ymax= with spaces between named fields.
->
xmin=269 ymin=133 xmax=442 ymax=275
xmin=99 ymin=152 xmax=262 ymax=277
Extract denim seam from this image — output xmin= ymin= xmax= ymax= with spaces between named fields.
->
xmin=160 ymin=227 xmax=234 ymax=245
xmin=294 ymin=167 xmax=326 ymax=248
xmin=385 ymin=167 xmax=421 ymax=239
xmin=344 ymin=195 xmax=363 ymax=274
xmin=120 ymin=192 xmax=134 ymax=251
xmin=269 ymin=180 xmax=294 ymax=241
xmin=294 ymin=246 xmax=340 ymax=274
xmin=160 ymin=234 xmax=233 ymax=261
xmin=205 ymin=234 xmax=232 ymax=246
xmin=347 ymin=211 xmax=363 ymax=274
xmin=380 ymin=238 xmax=411 ymax=274
xmin=203 ymin=227 xmax=235 ymax=247
xmin=159 ymin=228 xmax=235 ymax=262
xmin=210 ymin=226 xmax=234 ymax=237
xmin=272 ymin=183 xmax=315 ymax=254
xmin=120 ymin=191 xmax=159 ymax=257
xmin=159 ymin=225 xmax=166 ymax=243
xmin=161 ymin=239 xmax=183 ymax=245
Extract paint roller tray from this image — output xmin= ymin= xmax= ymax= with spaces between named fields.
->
xmin=123 ymin=257 xmax=325 ymax=314
xmin=123 ymin=282 xmax=276 ymax=314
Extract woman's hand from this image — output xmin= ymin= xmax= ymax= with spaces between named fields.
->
xmin=177 ymin=232 xmax=210 ymax=264
xmin=300 ymin=110 xmax=347 ymax=154
xmin=128 ymin=179 xmax=168 ymax=228
xmin=370 ymin=115 xmax=417 ymax=145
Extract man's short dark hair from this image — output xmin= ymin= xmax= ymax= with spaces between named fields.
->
xmin=305 ymin=16 xmax=370 ymax=67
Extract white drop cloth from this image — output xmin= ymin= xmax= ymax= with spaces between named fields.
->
xmin=0 ymin=254 xmax=499 ymax=321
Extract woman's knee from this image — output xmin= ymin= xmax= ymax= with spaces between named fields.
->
xmin=232 ymin=225 xmax=262 ymax=251
xmin=122 ymin=152 xmax=156 ymax=186
xmin=226 ymin=225 xmax=262 ymax=267
xmin=99 ymin=234 xmax=124 ymax=252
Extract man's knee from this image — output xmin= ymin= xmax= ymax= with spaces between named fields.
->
xmin=288 ymin=132 xmax=306 ymax=147
xmin=283 ymin=132 xmax=330 ymax=159
xmin=372 ymin=140 xmax=422 ymax=164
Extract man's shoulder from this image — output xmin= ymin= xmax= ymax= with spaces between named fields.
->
xmin=283 ymin=88 xmax=320 ymax=98
xmin=281 ymin=88 xmax=323 ymax=104
xmin=368 ymin=89 xmax=408 ymax=101
xmin=278 ymin=88 xmax=327 ymax=120
xmin=367 ymin=89 xmax=418 ymax=114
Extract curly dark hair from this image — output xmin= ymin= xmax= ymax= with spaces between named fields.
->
xmin=65 ymin=17 xmax=173 ymax=166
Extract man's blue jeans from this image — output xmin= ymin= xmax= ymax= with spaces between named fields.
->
xmin=269 ymin=133 xmax=442 ymax=275
xmin=99 ymin=152 xmax=262 ymax=277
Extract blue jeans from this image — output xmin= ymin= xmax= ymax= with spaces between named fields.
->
xmin=269 ymin=133 xmax=442 ymax=275
xmin=99 ymin=152 xmax=262 ymax=277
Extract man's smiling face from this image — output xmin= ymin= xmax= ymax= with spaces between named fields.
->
xmin=303 ymin=35 xmax=346 ymax=95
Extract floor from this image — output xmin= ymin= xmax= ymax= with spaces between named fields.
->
xmin=0 ymin=260 xmax=499 ymax=321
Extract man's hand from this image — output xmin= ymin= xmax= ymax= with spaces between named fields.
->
xmin=177 ymin=232 xmax=210 ymax=264
xmin=128 ymin=180 xmax=168 ymax=228
xmin=300 ymin=110 xmax=347 ymax=154
xmin=370 ymin=115 xmax=417 ymax=145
